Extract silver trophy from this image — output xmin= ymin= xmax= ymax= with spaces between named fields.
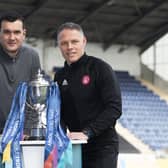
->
xmin=25 ymin=69 xmax=50 ymax=140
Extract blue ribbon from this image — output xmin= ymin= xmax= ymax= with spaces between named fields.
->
xmin=0 ymin=82 xmax=28 ymax=168
xmin=45 ymin=82 xmax=72 ymax=168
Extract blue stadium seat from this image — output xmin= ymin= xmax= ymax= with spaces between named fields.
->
xmin=116 ymin=71 xmax=168 ymax=151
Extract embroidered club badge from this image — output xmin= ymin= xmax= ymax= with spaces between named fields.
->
xmin=82 ymin=75 xmax=90 ymax=85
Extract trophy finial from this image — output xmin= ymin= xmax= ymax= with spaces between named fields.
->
xmin=29 ymin=69 xmax=50 ymax=87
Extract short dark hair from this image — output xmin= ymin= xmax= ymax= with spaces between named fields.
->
xmin=0 ymin=11 xmax=25 ymax=29
xmin=57 ymin=22 xmax=84 ymax=40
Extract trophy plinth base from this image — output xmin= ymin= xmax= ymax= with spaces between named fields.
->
xmin=27 ymin=136 xmax=45 ymax=140
xmin=29 ymin=128 xmax=46 ymax=140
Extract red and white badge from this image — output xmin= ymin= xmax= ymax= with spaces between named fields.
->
xmin=82 ymin=75 xmax=90 ymax=85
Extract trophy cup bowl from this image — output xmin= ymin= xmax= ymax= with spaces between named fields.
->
xmin=25 ymin=70 xmax=50 ymax=140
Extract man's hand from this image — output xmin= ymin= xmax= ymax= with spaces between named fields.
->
xmin=67 ymin=132 xmax=88 ymax=141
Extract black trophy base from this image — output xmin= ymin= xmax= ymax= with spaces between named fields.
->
xmin=28 ymin=128 xmax=46 ymax=140
xmin=27 ymin=136 xmax=45 ymax=140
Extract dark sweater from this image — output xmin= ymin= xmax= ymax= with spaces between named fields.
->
xmin=54 ymin=53 xmax=122 ymax=156
xmin=0 ymin=45 xmax=41 ymax=133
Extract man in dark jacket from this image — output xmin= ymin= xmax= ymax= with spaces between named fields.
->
xmin=0 ymin=11 xmax=41 ymax=134
xmin=54 ymin=22 xmax=122 ymax=168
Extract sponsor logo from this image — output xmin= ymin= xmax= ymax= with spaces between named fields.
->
xmin=62 ymin=79 xmax=68 ymax=86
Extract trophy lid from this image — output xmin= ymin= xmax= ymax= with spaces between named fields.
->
xmin=29 ymin=69 xmax=50 ymax=87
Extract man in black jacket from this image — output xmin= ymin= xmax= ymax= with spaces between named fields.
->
xmin=54 ymin=22 xmax=122 ymax=168
xmin=0 ymin=11 xmax=41 ymax=134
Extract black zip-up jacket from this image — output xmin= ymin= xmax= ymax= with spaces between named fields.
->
xmin=0 ymin=45 xmax=41 ymax=133
xmin=54 ymin=53 xmax=122 ymax=156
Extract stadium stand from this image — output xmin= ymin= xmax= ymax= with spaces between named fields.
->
xmin=116 ymin=71 xmax=168 ymax=152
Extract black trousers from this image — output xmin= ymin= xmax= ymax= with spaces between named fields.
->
xmin=82 ymin=152 xmax=118 ymax=168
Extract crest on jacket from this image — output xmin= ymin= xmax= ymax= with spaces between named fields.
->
xmin=82 ymin=75 xmax=90 ymax=85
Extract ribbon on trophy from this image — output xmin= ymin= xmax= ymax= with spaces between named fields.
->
xmin=0 ymin=82 xmax=28 ymax=168
xmin=0 ymin=82 xmax=72 ymax=168
xmin=44 ymin=82 xmax=72 ymax=168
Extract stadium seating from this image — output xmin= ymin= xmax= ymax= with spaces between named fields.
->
xmin=116 ymin=71 xmax=168 ymax=151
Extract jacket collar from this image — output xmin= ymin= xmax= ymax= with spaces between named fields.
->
xmin=64 ymin=53 xmax=88 ymax=70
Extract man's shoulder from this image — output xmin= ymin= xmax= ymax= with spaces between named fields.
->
xmin=54 ymin=67 xmax=64 ymax=82
xmin=55 ymin=67 xmax=64 ymax=76
xmin=86 ymin=55 xmax=110 ymax=68
xmin=21 ymin=45 xmax=38 ymax=56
